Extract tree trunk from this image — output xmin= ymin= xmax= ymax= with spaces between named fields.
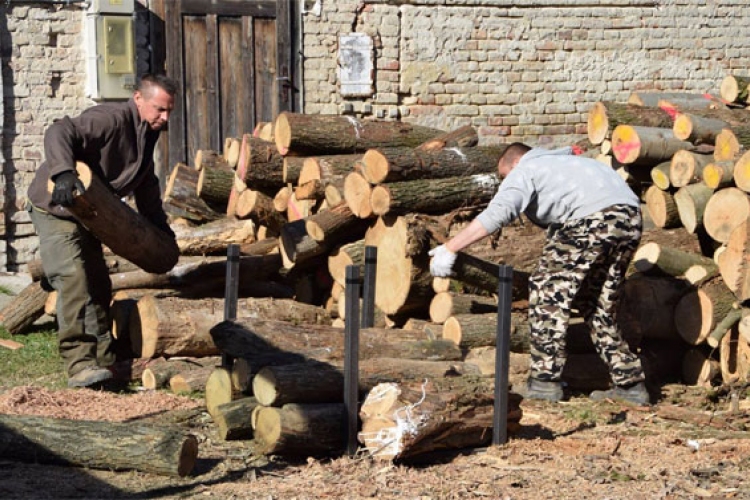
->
xmin=60 ymin=162 xmax=179 ymax=274
xmin=674 ymin=277 xmax=737 ymax=345
xmin=0 ymin=281 xmax=48 ymax=335
xmin=196 ymin=164 xmax=233 ymax=211
xmin=279 ymin=219 xmax=330 ymax=269
xmin=173 ymin=217 xmax=256 ymax=256
xmin=297 ymin=154 xmax=362 ymax=186
xmin=611 ymin=125 xmax=695 ymax=167
xmin=358 ymin=376 xmax=522 ymax=461
xmin=429 ymin=292 xmax=497 ymax=324
xmin=416 ymin=124 xmax=479 ymax=151
xmin=361 ymin=146 xmax=505 ymax=185
xmin=703 ymin=187 xmax=750 ymax=244
xmin=0 ymin=414 xmax=198 ymax=477
xmin=402 ymin=318 xmax=444 ymax=338
xmin=254 ymin=403 xmax=346 ymax=456
xmin=163 ymin=163 xmax=223 ymax=223
xmin=243 ymin=297 xmax=332 ymax=325
xmin=702 ymin=160 xmax=735 ymax=189
xmin=442 ymin=312 xmax=528 ymax=350
xmin=274 ymin=112 xmax=443 ymax=156
xmin=282 ymin=157 xmax=306 ymax=184
xmin=235 ymin=136 xmax=285 ymax=191
xmin=720 ymin=75 xmax=750 ymax=105
xmin=674 ymin=182 xmax=714 ymax=233
xmin=644 ymin=185 xmax=681 ymax=229
xmin=304 ymin=202 xmax=369 ymax=243
xmin=212 ymin=396 xmax=260 ymax=441
xmin=370 ymin=174 xmax=501 ymax=216
xmin=672 ymin=113 xmax=729 ymax=145
xmin=669 ymin=150 xmax=714 ymax=188
xmin=586 ymin=101 xmax=675 ymax=145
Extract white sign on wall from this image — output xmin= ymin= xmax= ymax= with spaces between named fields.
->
xmin=338 ymin=33 xmax=374 ymax=97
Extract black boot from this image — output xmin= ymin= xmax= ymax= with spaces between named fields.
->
xmin=524 ymin=378 xmax=564 ymax=402
xmin=590 ymin=381 xmax=650 ymax=405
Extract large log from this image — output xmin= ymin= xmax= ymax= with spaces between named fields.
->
xmin=297 ymin=154 xmax=361 ymax=186
xmin=343 ymin=171 xmax=373 ymax=218
xmin=254 ymin=403 xmax=346 ymax=456
xmin=611 ymin=125 xmax=695 ymax=167
xmin=55 ymin=162 xmax=179 ymax=274
xmin=0 ymin=414 xmax=198 ymax=477
xmin=279 ymin=219 xmax=330 ymax=269
xmin=674 ymin=182 xmax=714 ymax=234
xmin=163 ymin=163 xmax=223 ymax=223
xmin=370 ymin=173 xmax=501 ymax=216
xmin=442 ymin=312 xmax=527 ymax=350
xmin=212 ymin=396 xmax=260 ymax=441
xmin=674 ymin=277 xmax=738 ymax=345
xmin=243 ymin=297 xmax=332 ymax=325
xmin=196 ymin=164 xmax=233 ymax=212
xmin=304 ymin=202 xmax=369 ymax=243
xmin=234 ymin=189 xmax=287 ymax=232
xmin=172 ymin=217 xmax=256 ymax=256
xmin=209 ymin=318 xmax=463 ymax=363
xmin=361 ymin=146 xmax=504 ymax=185
xmin=703 ymin=187 xmax=750 ymax=244
xmin=720 ymin=75 xmax=750 ymax=105
xmin=586 ymin=101 xmax=675 ymax=146
xmin=235 ymin=136 xmax=285 ymax=191
xmin=358 ymin=376 xmax=522 ymax=461
xmin=273 ymin=112 xmax=444 ymax=156
xmin=416 ymin=124 xmax=479 ymax=151
xmin=0 ymin=281 xmax=48 ymax=335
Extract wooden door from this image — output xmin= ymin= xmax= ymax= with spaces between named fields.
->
xmin=154 ymin=0 xmax=297 ymax=171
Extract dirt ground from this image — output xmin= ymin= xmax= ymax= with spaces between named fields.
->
xmin=1 ymin=370 xmax=749 ymax=500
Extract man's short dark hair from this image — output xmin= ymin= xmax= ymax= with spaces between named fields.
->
xmin=138 ymin=74 xmax=179 ymax=97
xmin=498 ymin=142 xmax=531 ymax=167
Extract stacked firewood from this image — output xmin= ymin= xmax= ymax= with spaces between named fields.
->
xmin=586 ymin=74 xmax=750 ymax=388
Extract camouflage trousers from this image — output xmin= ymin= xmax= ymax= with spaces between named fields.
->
xmin=528 ymin=204 xmax=645 ymax=387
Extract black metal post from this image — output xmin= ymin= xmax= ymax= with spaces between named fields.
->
xmin=493 ymin=264 xmax=513 ymax=446
xmin=361 ymin=246 xmax=377 ymax=328
xmin=344 ymin=265 xmax=361 ymax=456
xmin=222 ymin=244 xmax=240 ymax=369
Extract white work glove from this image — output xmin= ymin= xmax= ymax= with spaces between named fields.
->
xmin=429 ymin=244 xmax=457 ymax=277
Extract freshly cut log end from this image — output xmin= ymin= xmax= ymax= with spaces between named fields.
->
xmin=702 ymin=161 xmax=735 ymax=190
xmin=650 ymin=162 xmax=671 ymax=191
xmin=733 ymin=150 xmax=750 ymax=193
xmin=370 ymin=185 xmax=392 ymax=216
xmin=344 ymin=171 xmax=373 ymax=218
xmin=611 ymin=125 xmax=641 ymax=164
xmin=714 ymin=129 xmax=741 ymax=161
xmin=718 ymin=218 xmax=750 ymax=299
xmin=720 ymin=75 xmax=750 ymax=104
xmin=674 ymin=183 xmax=714 ymax=234
xmin=669 ymin=150 xmax=712 ymax=188
xmin=273 ymin=113 xmax=292 ymax=156
xmin=703 ymin=187 xmax=750 ymax=244
xmin=633 ymin=242 xmax=661 ymax=273
xmin=362 ymin=148 xmax=389 ymax=184
xmin=205 ymin=367 xmax=235 ymax=419
xmin=674 ymin=279 xmax=736 ymax=346
xmin=644 ymin=185 xmax=680 ymax=229
xmin=587 ymin=101 xmax=609 ymax=145
xmin=672 ymin=113 xmax=693 ymax=142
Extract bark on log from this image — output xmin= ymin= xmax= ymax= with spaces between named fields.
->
xmin=0 ymin=281 xmax=48 ymax=335
xmin=286 ymin=191 xmax=313 ymax=222
xmin=279 ymin=219 xmax=330 ymax=269
xmin=416 ymin=124 xmax=479 ymax=151
xmin=720 ymin=75 xmax=750 ymax=105
xmin=611 ymin=126 xmax=694 ymax=166
xmin=707 ymin=308 xmax=743 ymax=348
xmin=209 ymin=318 xmax=462 ymax=363
xmin=673 ymin=112 xmax=729 ymax=145
xmin=618 ymin=274 xmax=691 ymax=345
xmin=644 ymin=185 xmax=681 ymax=229
xmin=169 ymin=365 xmax=214 ymax=393
xmin=235 ymin=136 xmax=285 ymax=191
xmin=141 ymin=356 xmax=220 ymax=390
xmin=243 ymin=297 xmax=332 ymax=325
xmin=0 ymin=414 xmax=198 ymax=477
xmin=235 ymin=189 xmax=287 ymax=232
xmin=196 ymin=165 xmax=233 ymax=212
xmin=370 ymin=173 xmax=501 ymax=217
xmin=429 ymin=292 xmax=497 ymax=324
xmin=716 ymin=217 xmax=750 ymax=301
xmin=627 ymin=92 xmax=722 ymax=109
xmin=674 ymin=183 xmax=714 ymax=234
xmin=442 ymin=312 xmax=527 ymax=350
xmin=674 ymin=277 xmax=738 ymax=345
xmin=327 ymin=240 xmax=365 ymax=287
xmin=297 ymin=154 xmax=361 ymax=186
xmin=586 ymin=101 xmax=675 ymax=146
xmin=703 ymin=187 xmax=750 ymax=244
xmin=282 ymin=157 xmax=306 ymax=185
xmin=57 ymin=162 xmax=179 ymax=274
xmin=212 ymin=396 xmax=260 ymax=441
xmin=305 ymin=202 xmax=369 ymax=243
xmin=682 ymin=347 xmax=721 ymax=387
xmin=669 ymin=150 xmax=714 ymax=188
xmin=732 ymin=150 xmax=750 ymax=193
xmin=633 ymin=242 xmax=717 ymax=277
xmin=719 ymin=324 xmax=750 ymax=384
xmin=254 ymin=403 xmax=346 ymax=456
xmin=358 ymin=376 xmax=522 ymax=461
xmin=163 ymin=163 xmax=223 ymax=223
xmin=402 ymin=318 xmax=444 ymax=338
xmin=361 ymin=146 xmax=505 ymax=185
xmin=273 ymin=112 xmax=443 ymax=156
xmin=172 ymin=217 xmax=256 ymax=256
xmin=194 ymin=149 xmax=229 ymax=171
xmin=432 ymin=251 xmax=530 ymax=301
xmin=702 ymin=160 xmax=736 ymax=190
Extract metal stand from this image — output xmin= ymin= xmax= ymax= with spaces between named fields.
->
xmin=492 ymin=264 xmax=513 ymax=445
xmin=361 ymin=246 xmax=377 ymax=328
xmin=344 ymin=265 xmax=361 ymax=456
xmin=222 ymin=244 xmax=240 ymax=369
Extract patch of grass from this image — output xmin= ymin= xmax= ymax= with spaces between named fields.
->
xmin=0 ymin=285 xmax=12 ymax=296
xmin=0 ymin=325 xmax=66 ymax=390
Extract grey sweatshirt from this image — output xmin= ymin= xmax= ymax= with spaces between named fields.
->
xmin=476 ymin=147 xmax=639 ymax=233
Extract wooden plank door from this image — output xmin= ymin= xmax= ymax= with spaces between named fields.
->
xmin=155 ymin=0 xmax=297 ymax=171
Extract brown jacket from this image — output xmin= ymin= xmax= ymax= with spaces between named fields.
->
xmin=27 ymin=99 xmax=172 ymax=234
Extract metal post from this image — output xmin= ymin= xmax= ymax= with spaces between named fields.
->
xmin=344 ymin=265 xmax=361 ymax=456
xmin=222 ymin=244 xmax=240 ymax=369
xmin=361 ymin=246 xmax=377 ymax=328
xmin=493 ymin=264 xmax=513 ymax=446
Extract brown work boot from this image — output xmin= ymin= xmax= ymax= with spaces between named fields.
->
xmin=590 ymin=381 xmax=650 ymax=405
xmin=67 ymin=366 xmax=114 ymax=388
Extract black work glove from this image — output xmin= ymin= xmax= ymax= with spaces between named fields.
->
xmin=50 ymin=171 xmax=85 ymax=207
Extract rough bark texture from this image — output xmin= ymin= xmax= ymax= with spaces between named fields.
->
xmin=172 ymin=218 xmax=256 ymax=256
xmin=586 ymin=101 xmax=675 ymax=145
xmin=669 ymin=150 xmax=714 ymax=188
xmin=212 ymin=397 xmax=260 ymax=441
xmin=163 ymin=163 xmax=223 ymax=223
xmin=305 ymin=203 xmax=369 ymax=243
xmin=0 ymin=281 xmax=48 ymax=335
xmin=197 ymin=164 xmax=233 ymax=211
xmin=611 ymin=125 xmax=694 ymax=166
xmin=254 ymin=403 xmax=346 ymax=456
xmin=234 ymin=189 xmax=287 ymax=232
xmin=633 ymin=242 xmax=717 ymax=278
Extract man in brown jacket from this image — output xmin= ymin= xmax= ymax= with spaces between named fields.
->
xmin=27 ymin=74 xmax=178 ymax=388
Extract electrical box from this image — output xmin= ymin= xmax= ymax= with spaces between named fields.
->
xmin=84 ymin=0 xmax=136 ymax=100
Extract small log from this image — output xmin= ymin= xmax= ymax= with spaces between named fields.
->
xmin=272 ymin=185 xmax=292 ymax=212
xmin=702 ymin=160 xmax=736 ymax=190
xmin=682 ymin=348 xmax=721 ymax=387
xmin=324 ymin=183 xmax=344 ymax=207
xmin=627 ymin=92 xmax=720 ymax=109
xmin=0 ymin=281 xmax=48 ymax=335
xmin=173 ymin=217 xmax=256 ymax=256
xmin=611 ymin=125 xmax=694 ymax=166
xmin=169 ymin=365 xmax=214 ymax=394
xmin=644 ymin=185 xmax=681 ymax=229
xmin=286 ymin=191 xmax=313 ymax=222
xmin=669 ymin=150 xmax=714 ymax=188
xmin=235 ymin=189 xmax=287 ymax=232
xmin=428 ymin=292 xmax=497 ymax=324
xmin=674 ymin=183 xmax=714 ymax=234
xmin=707 ymin=308 xmax=743 ymax=348
xmin=672 ymin=113 xmax=730 ymax=145
xmin=282 ymin=157 xmax=306 ymax=185
xmin=55 ymin=162 xmax=179 ymax=274
xmin=650 ymin=161 xmax=673 ymax=191
xmin=141 ymin=356 xmax=220 ymax=390
xmin=274 ymin=112 xmax=443 ymax=156
xmin=243 ymin=297 xmax=332 ymax=325
xmin=297 ymin=154 xmax=362 ymax=186
xmin=254 ymin=122 xmax=274 ymax=141
xmin=163 ymin=164 xmax=223 ymax=223
xmin=327 ymin=240 xmax=365 ymax=287
xmin=733 ymin=150 xmax=750 ymax=193
xmin=279 ymin=219 xmax=329 ymax=269
xmin=674 ymin=277 xmax=738 ymax=345
xmin=224 ymin=137 xmax=242 ymax=168
xmin=212 ymin=397 xmax=260 ymax=441
xmin=586 ymin=101 xmax=675 ymax=145
xmin=343 ymin=171 xmax=373 ymax=218
xmin=0 ymin=414 xmax=198 ymax=477
xmin=434 ymin=251 xmax=530 ymax=300
xmin=235 ymin=136 xmax=285 ymax=191
xmin=416 ymin=124 xmax=479 ymax=151
xmin=442 ymin=312 xmax=529 ymax=350
xmin=714 ymin=129 xmax=742 ymax=161
xmin=719 ymin=324 xmax=750 ymax=384
xmin=703 ymin=187 xmax=750 ymax=244
xmin=196 ymin=164 xmax=234 ymax=212
xmin=254 ymin=403 xmax=345 ymax=456
xmin=633 ymin=242 xmax=717 ymax=277
xmin=684 ymin=262 xmax=721 ymax=286
xmin=358 ymin=377 xmax=522 ymax=461
xmin=205 ymin=367 xmax=239 ymax=419
xmin=304 ymin=202 xmax=369 ymax=243
xmin=194 ymin=149 xmax=231 ymax=172
xmin=720 ymin=75 xmax=750 ymax=105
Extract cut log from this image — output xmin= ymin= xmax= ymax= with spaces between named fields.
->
xmin=343 ymin=171 xmax=373 ymax=218
xmin=682 ymin=348 xmax=720 ymax=387
xmin=274 ymin=112 xmax=443 ymax=156
xmin=434 ymin=251 xmax=530 ymax=301
xmin=402 ymin=318 xmax=444 ymax=339
xmin=129 ymin=296 xmax=226 ymax=358
xmin=254 ymin=403 xmax=346 ymax=456
xmin=297 ymin=154 xmax=361 ymax=186
xmin=205 ymin=367 xmax=239 ymax=419
xmin=327 ymin=240 xmax=365 ymax=287
xmin=650 ymin=161 xmax=673 ymax=191
xmin=196 ymin=164 xmax=233 ymax=212
xmin=54 ymin=162 xmax=179 ymax=274
xmin=720 ymin=75 xmax=750 ymax=105
xmin=719 ymin=324 xmax=750 ymax=384
xmin=163 ymin=163 xmax=223 ymax=223
xmin=732 ymin=150 xmax=750 ymax=193
xmin=234 ymin=189 xmax=287 ymax=232
xmin=0 ymin=414 xmax=198 ymax=477
xmin=243 ymin=297 xmax=332 ymax=325
xmin=173 ymin=217 xmax=256 ymax=256
xmin=586 ymin=101 xmax=675 ymax=146
xmin=209 ymin=318 xmax=463 ymax=363
xmin=707 ymin=308 xmax=743 ymax=349
xmin=358 ymin=376 xmax=522 ymax=461
xmin=212 ymin=396 xmax=260 ymax=441
xmin=235 ymin=136 xmax=285 ymax=191
xmin=361 ymin=145 xmax=505 ymax=185
xmin=672 ymin=112 xmax=730 ymax=145
xmin=141 ymin=356 xmax=220 ymax=390
xmin=416 ymin=124 xmax=479 ymax=151
xmin=442 ymin=312 xmax=528 ymax=350
xmin=702 ymin=160 xmax=735 ymax=190
xmin=684 ymin=262 xmax=720 ymax=286
xmin=703 ymin=187 xmax=750 ymax=244
xmin=169 ymin=365 xmax=214 ymax=394
xmin=717 ymin=217 xmax=750 ymax=301
xmin=633 ymin=242 xmax=717 ymax=277
xmin=279 ymin=219 xmax=329 ymax=269
xmin=0 ymin=281 xmax=48 ymax=335
xmin=428 ymin=292 xmax=497 ymax=324
xmin=282 ymin=157 xmax=306 ymax=185
xmin=611 ymin=125 xmax=694 ymax=166
xmin=224 ymin=137 xmax=242 ymax=168
xmin=286 ymin=191 xmax=312 ymax=222
xmin=669 ymin=150 xmax=714 ymax=188
xmin=627 ymin=92 xmax=721 ymax=109
xmin=674 ymin=277 xmax=738 ymax=345
xmin=644 ymin=185 xmax=681 ymax=229
xmin=254 ymin=122 xmax=274 ymax=141
xmin=674 ymin=183 xmax=714 ymax=234
xmin=272 ymin=185 xmax=292 ymax=212
xmin=714 ymin=129 xmax=742 ymax=161
xmin=194 ymin=149 xmax=230 ymax=172
xmin=304 ymin=202 xmax=369 ymax=243
xmin=370 ymin=173 xmax=501 ymax=216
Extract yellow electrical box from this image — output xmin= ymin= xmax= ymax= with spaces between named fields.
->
xmin=102 ymin=16 xmax=134 ymax=74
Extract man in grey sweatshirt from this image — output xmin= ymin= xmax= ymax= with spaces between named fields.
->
xmin=429 ymin=142 xmax=649 ymax=405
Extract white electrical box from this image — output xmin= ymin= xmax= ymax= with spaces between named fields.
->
xmin=85 ymin=0 xmax=136 ymax=100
